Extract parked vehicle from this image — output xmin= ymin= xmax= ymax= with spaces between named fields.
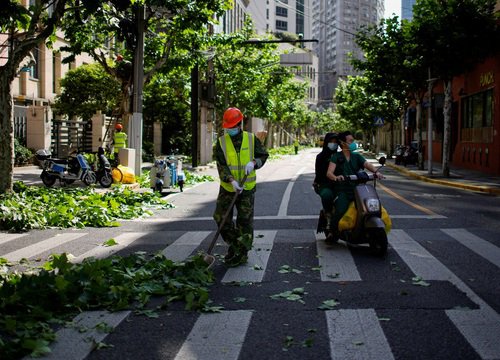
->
xmin=395 ymin=144 xmax=404 ymax=165
xmin=94 ymin=147 xmax=113 ymax=188
xmin=36 ymin=149 xmax=97 ymax=187
xmin=317 ymin=157 xmax=389 ymax=257
xmin=402 ymin=141 xmax=419 ymax=166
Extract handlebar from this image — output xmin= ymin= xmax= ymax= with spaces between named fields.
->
xmin=332 ymin=172 xmax=382 ymax=183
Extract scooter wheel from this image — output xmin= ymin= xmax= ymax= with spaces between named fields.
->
xmin=98 ymin=172 xmax=113 ymax=188
xmin=368 ymin=228 xmax=388 ymax=257
xmin=82 ymin=172 xmax=97 ymax=186
xmin=41 ymin=171 xmax=56 ymax=187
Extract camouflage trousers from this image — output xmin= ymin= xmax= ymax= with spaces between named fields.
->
xmin=213 ymin=187 xmax=255 ymax=255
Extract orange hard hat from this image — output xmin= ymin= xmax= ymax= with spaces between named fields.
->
xmin=222 ymin=107 xmax=243 ymax=128
xmin=115 ymin=123 xmax=123 ymax=130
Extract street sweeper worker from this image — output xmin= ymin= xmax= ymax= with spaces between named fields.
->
xmin=113 ymin=123 xmax=127 ymax=164
xmin=213 ymin=107 xmax=269 ymax=267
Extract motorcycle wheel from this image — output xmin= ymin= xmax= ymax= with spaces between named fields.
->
xmin=155 ymin=183 xmax=163 ymax=193
xmin=98 ymin=172 xmax=113 ymax=188
xmin=82 ymin=171 xmax=97 ymax=186
xmin=41 ymin=171 xmax=57 ymax=187
xmin=368 ymin=228 xmax=388 ymax=257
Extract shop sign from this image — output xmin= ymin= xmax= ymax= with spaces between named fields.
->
xmin=479 ymin=71 xmax=494 ymax=87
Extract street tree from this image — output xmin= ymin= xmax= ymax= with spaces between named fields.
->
xmin=410 ymin=0 xmax=499 ymax=176
xmin=351 ymin=17 xmax=414 ymax=159
xmin=52 ymin=63 xmax=121 ymax=121
xmin=0 ymin=0 xmax=71 ymax=193
xmin=60 ymin=0 xmax=230 ymax=123
xmin=335 ymin=75 xmax=398 ymax=153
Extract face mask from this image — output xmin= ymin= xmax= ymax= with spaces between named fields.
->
xmin=226 ymin=128 xmax=239 ymax=137
xmin=327 ymin=143 xmax=338 ymax=151
xmin=349 ymin=142 xmax=357 ymax=152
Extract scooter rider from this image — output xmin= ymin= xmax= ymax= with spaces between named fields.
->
xmin=313 ymin=132 xmax=339 ymax=241
xmin=213 ymin=107 xmax=269 ymax=267
xmin=326 ymin=131 xmax=383 ymax=240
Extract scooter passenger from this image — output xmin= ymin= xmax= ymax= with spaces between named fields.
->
xmin=313 ymin=132 xmax=339 ymax=241
xmin=326 ymin=131 xmax=383 ymax=240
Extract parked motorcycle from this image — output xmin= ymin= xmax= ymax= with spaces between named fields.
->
xmin=394 ymin=144 xmax=404 ymax=165
xmin=402 ymin=141 xmax=419 ymax=166
xmin=94 ymin=147 xmax=113 ymax=188
xmin=36 ymin=149 xmax=97 ymax=187
xmin=317 ymin=157 xmax=389 ymax=257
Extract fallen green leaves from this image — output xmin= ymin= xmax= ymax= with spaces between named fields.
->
xmin=0 ymin=252 xmax=213 ymax=359
xmin=271 ymin=288 xmax=307 ymax=304
xmin=0 ymin=182 xmax=174 ymax=232
xmin=317 ymin=299 xmax=340 ymax=310
xmin=278 ymin=265 xmax=303 ymax=274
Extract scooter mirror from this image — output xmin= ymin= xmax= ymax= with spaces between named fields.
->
xmin=378 ymin=156 xmax=386 ymax=165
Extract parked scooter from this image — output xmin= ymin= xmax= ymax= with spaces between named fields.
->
xmin=36 ymin=149 xmax=97 ymax=187
xmin=394 ymin=144 xmax=404 ymax=165
xmin=94 ymin=147 xmax=113 ymax=188
xmin=317 ymin=157 xmax=389 ymax=257
xmin=402 ymin=141 xmax=419 ymax=166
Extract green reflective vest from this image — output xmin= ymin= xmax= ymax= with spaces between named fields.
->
xmin=114 ymin=132 xmax=127 ymax=153
xmin=219 ymin=131 xmax=256 ymax=192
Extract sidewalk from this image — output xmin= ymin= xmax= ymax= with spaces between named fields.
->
xmin=381 ymin=157 xmax=500 ymax=195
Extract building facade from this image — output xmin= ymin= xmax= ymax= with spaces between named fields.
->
xmin=311 ymin=0 xmax=383 ymax=106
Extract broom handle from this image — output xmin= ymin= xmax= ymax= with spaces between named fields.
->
xmin=207 ymin=174 xmax=248 ymax=255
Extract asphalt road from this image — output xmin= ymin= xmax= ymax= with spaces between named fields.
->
xmin=4 ymin=148 xmax=500 ymax=360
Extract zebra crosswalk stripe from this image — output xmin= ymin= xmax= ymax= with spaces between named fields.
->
xmin=315 ymin=231 xmax=361 ymax=282
xmin=72 ymin=232 xmax=149 ymax=263
xmin=441 ymin=228 xmax=500 ymax=269
xmin=221 ymin=230 xmax=276 ymax=283
xmin=2 ymin=232 xmax=87 ymax=262
xmin=34 ymin=310 xmax=130 ymax=360
xmin=174 ymin=310 xmax=253 ymax=360
xmin=161 ymin=231 xmax=211 ymax=262
xmin=389 ymin=229 xmax=500 ymax=359
xmin=326 ymin=309 xmax=395 ymax=360
xmin=0 ymin=233 xmax=28 ymax=246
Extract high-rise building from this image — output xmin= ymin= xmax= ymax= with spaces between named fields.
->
xmin=401 ymin=0 xmax=416 ymax=20
xmin=311 ymin=0 xmax=383 ymax=106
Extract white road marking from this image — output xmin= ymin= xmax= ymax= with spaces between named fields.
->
xmin=72 ymin=232 xmax=149 ymax=262
xmin=35 ymin=311 xmax=130 ymax=360
xmin=138 ymin=214 xmax=446 ymax=223
xmin=389 ymin=229 xmax=500 ymax=359
xmin=0 ymin=233 xmax=28 ymax=245
xmin=315 ymin=231 xmax=361 ymax=281
xmin=326 ymin=309 xmax=395 ymax=360
xmin=278 ymin=167 xmax=306 ymax=216
xmin=221 ymin=230 xmax=276 ymax=283
xmin=175 ymin=310 xmax=253 ymax=360
xmin=441 ymin=228 xmax=500 ymax=269
xmin=161 ymin=231 xmax=211 ymax=262
xmin=2 ymin=232 xmax=87 ymax=262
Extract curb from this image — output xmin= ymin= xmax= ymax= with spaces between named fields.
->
xmin=386 ymin=162 xmax=500 ymax=195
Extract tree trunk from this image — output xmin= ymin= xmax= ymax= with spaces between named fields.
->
xmin=0 ymin=74 xmax=15 ymax=194
xmin=416 ymin=100 xmax=424 ymax=170
xmin=442 ymin=79 xmax=452 ymax=177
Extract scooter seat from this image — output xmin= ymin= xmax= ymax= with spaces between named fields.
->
xmin=50 ymin=158 xmax=69 ymax=164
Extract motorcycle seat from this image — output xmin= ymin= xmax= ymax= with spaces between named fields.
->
xmin=50 ymin=158 xmax=69 ymax=164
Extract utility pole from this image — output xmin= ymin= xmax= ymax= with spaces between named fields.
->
xmin=191 ymin=62 xmax=199 ymax=168
xmin=130 ymin=5 xmax=145 ymax=176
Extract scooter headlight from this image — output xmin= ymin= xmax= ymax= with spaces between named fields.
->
xmin=365 ymin=199 xmax=380 ymax=213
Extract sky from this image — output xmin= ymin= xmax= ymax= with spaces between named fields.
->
xmin=384 ymin=0 xmax=402 ymax=19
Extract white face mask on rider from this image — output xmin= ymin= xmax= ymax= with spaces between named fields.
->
xmin=327 ymin=143 xmax=338 ymax=151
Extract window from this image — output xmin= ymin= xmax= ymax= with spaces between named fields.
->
xmin=276 ymin=20 xmax=288 ymax=30
xmin=462 ymin=89 xmax=494 ymax=128
xmin=276 ymin=6 xmax=287 ymax=17
xmin=31 ymin=46 xmax=39 ymax=79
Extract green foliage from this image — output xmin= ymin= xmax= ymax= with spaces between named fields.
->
xmin=14 ymin=139 xmax=33 ymax=166
xmin=0 ymin=184 xmax=173 ymax=232
xmin=184 ymin=171 xmax=215 ymax=185
xmin=142 ymin=141 xmax=155 ymax=162
xmin=0 ymin=252 xmax=214 ymax=358
xmin=53 ymin=63 xmax=121 ymax=120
